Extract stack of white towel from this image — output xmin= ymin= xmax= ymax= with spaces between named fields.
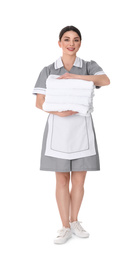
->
xmin=42 ymin=75 xmax=95 ymax=117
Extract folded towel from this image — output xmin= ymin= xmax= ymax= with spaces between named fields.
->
xmin=42 ymin=75 xmax=95 ymax=117
xmin=46 ymin=74 xmax=95 ymax=90
xmin=45 ymin=94 xmax=92 ymax=106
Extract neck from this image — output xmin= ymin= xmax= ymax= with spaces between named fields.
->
xmin=61 ymin=53 xmax=76 ymax=66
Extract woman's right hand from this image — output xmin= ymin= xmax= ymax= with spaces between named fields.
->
xmin=56 ymin=110 xmax=78 ymax=117
xmin=44 ymin=110 xmax=78 ymax=116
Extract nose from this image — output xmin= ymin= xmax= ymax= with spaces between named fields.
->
xmin=69 ymin=40 xmax=74 ymax=46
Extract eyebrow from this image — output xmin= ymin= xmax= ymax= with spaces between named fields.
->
xmin=64 ymin=36 xmax=80 ymax=39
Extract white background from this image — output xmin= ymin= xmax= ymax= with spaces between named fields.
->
xmin=0 ymin=0 xmax=136 ymax=259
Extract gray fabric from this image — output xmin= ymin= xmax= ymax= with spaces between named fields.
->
xmin=33 ymin=66 xmax=50 ymax=94
xmin=40 ymin=114 xmax=100 ymax=172
xmin=86 ymin=60 xmax=103 ymax=75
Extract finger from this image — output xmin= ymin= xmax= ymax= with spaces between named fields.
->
xmin=57 ymin=73 xmax=68 ymax=79
xmin=57 ymin=75 xmax=65 ymax=79
xmin=57 ymin=76 xmax=63 ymax=79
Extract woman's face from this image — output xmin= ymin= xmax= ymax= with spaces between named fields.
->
xmin=58 ymin=30 xmax=81 ymax=56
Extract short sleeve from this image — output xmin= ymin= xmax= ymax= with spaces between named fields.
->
xmin=87 ymin=60 xmax=105 ymax=75
xmin=87 ymin=60 xmax=106 ymax=89
xmin=32 ymin=66 xmax=50 ymax=95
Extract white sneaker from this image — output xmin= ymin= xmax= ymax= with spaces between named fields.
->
xmin=54 ymin=227 xmax=72 ymax=244
xmin=70 ymin=221 xmax=90 ymax=238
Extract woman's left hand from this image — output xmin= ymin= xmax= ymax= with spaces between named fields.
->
xmin=57 ymin=73 xmax=79 ymax=79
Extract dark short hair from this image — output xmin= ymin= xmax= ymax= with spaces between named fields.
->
xmin=59 ymin=26 xmax=82 ymax=41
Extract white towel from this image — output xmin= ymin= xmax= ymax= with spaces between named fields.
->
xmin=42 ymin=75 xmax=95 ymax=117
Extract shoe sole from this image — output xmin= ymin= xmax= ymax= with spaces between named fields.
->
xmin=72 ymin=231 xmax=90 ymax=238
xmin=54 ymin=234 xmax=72 ymax=244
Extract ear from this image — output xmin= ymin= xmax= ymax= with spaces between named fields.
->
xmin=58 ymin=41 xmax=61 ymax=48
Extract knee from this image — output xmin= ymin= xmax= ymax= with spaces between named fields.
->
xmin=71 ymin=171 xmax=87 ymax=189
xmin=56 ymin=172 xmax=70 ymax=188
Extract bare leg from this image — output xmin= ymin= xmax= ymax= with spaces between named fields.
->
xmin=55 ymin=172 xmax=70 ymax=228
xmin=69 ymin=171 xmax=87 ymax=222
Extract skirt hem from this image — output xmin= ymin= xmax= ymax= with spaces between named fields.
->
xmin=40 ymin=167 xmax=100 ymax=172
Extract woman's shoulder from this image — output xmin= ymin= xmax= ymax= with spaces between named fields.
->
xmin=37 ymin=61 xmax=56 ymax=78
xmin=41 ymin=61 xmax=55 ymax=71
xmin=81 ymin=58 xmax=104 ymax=76
xmin=81 ymin=57 xmax=97 ymax=65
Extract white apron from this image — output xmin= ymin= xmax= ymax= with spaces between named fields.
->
xmin=44 ymin=113 xmax=96 ymax=160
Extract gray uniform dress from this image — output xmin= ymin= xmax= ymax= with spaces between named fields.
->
xmin=32 ymin=56 xmax=105 ymax=172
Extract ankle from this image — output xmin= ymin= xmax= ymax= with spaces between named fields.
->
xmin=63 ymin=223 xmax=70 ymax=228
xmin=69 ymin=218 xmax=78 ymax=223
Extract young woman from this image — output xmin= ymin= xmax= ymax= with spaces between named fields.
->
xmin=33 ymin=25 xmax=110 ymax=244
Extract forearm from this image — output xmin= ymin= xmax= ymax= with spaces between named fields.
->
xmin=36 ymin=104 xmax=59 ymax=115
xmin=76 ymin=74 xmax=110 ymax=86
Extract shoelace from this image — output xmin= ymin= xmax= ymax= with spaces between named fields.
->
xmin=72 ymin=221 xmax=86 ymax=232
xmin=57 ymin=227 xmax=70 ymax=238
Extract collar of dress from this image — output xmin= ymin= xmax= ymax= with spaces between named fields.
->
xmin=54 ymin=56 xmax=83 ymax=69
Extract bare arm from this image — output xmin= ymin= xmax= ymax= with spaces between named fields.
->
xmin=77 ymin=74 xmax=110 ymax=86
xmin=36 ymin=94 xmax=45 ymax=110
xmin=58 ymin=73 xmax=110 ymax=86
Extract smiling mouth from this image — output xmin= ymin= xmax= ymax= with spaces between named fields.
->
xmin=67 ymin=48 xmax=75 ymax=51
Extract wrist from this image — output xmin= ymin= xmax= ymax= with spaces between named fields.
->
xmin=76 ymin=74 xmax=82 ymax=80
